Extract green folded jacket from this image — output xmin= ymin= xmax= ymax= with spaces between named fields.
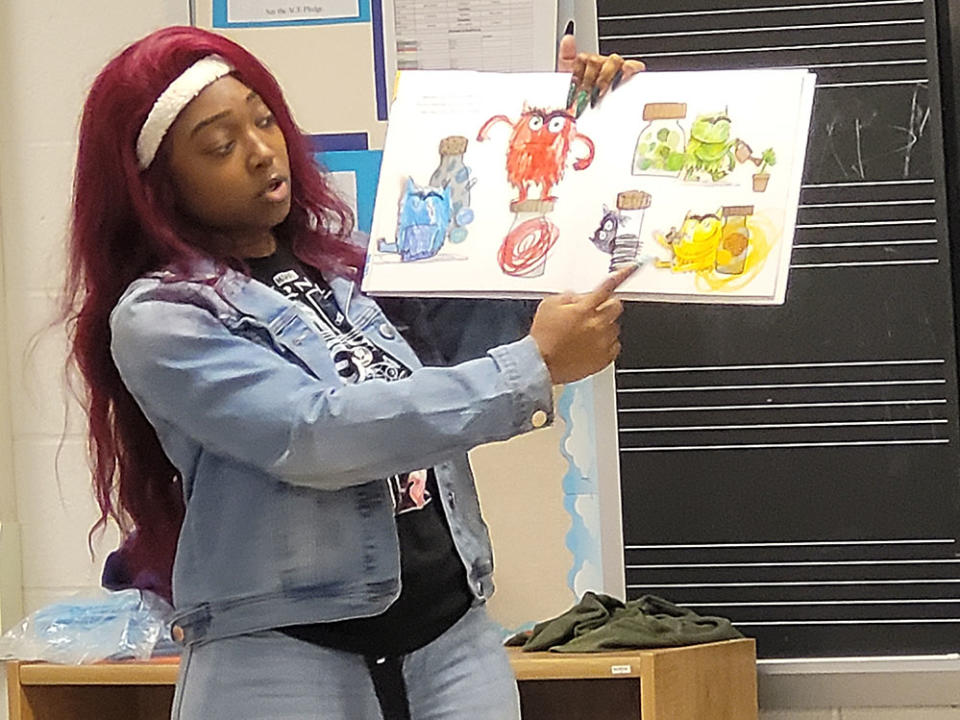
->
xmin=514 ymin=591 xmax=743 ymax=653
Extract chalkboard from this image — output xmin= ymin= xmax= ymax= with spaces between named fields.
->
xmin=599 ymin=0 xmax=960 ymax=657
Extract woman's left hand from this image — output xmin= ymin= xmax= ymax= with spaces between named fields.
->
xmin=558 ymin=34 xmax=645 ymax=115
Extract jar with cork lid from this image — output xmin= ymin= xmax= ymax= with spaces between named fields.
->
xmin=429 ymin=135 xmax=475 ymax=243
xmin=716 ymin=205 xmax=753 ymax=275
xmin=604 ymin=190 xmax=652 ymax=271
xmin=498 ymin=199 xmax=559 ymax=278
xmin=632 ymin=103 xmax=688 ymax=177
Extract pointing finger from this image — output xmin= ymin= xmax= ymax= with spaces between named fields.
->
xmin=581 ymin=263 xmax=639 ymax=309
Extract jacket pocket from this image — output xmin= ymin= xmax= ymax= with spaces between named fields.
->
xmin=274 ymin=479 xmax=400 ymax=594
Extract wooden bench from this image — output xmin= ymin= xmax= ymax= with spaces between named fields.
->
xmin=7 ymin=637 xmax=757 ymax=720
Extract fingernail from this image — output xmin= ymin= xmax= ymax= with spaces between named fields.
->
xmin=564 ymin=19 xmax=574 ymax=36
xmin=610 ymin=68 xmax=623 ymax=92
xmin=566 ymin=80 xmax=578 ymax=109
xmin=589 ymin=86 xmax=600 ymax=108
xmin=574 ymin=90 xmax=589 ymax=118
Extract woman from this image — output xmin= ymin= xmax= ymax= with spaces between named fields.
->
xmin=65 ymin=25 xmax=642 ymax=720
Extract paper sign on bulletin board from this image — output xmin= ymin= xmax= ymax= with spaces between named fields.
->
xmin=213 ymin=0 xmax=371 ymax=27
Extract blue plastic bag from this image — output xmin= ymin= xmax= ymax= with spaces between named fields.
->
xmin=0 ymin=588 xmax=174 ymax=664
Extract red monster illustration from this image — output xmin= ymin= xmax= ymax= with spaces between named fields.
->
xmin=477 ymin=105 xmax=595 ymax=203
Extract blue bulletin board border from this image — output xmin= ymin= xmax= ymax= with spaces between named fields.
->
xmin=213 ymin=0 xmax=371 ymax=28
xmin=307 ymin=132 xmax=368 ymax=152
xmin=370 ymin=0 xmax=388 ymax=121
xmin=310 ymin=133 xmax=382 ymax=234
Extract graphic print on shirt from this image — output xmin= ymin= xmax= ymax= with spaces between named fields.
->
xmin=259 ymin=262 xmax=433 ymax=517
xmin=267 ymin=267 xmax=408 ymax=384
xmin=388 ymin=469 xmax=432 ymax=515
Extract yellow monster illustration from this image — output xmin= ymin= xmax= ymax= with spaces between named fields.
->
xmin=655 ymin=213 xmax=724 ymax=273
xmin=654 ymin=206 xmax=774 ymax=292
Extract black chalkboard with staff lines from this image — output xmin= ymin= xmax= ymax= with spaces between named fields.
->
xmin=598 ymin=0 xmax=960 ymax=657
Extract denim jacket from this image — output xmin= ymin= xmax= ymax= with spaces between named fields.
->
xmin=109 ymin=257 xmax=554 ymax=646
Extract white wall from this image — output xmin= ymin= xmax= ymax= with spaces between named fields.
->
xmin=0 ymin=0 xmax=22 ymax=642
xmin=0 ymin=2 xmax=958 ymax=719
xmin=0 ymin=0 xmax=187 ymax=618
xmin=0 ymin=1 xmax=186 ymax=718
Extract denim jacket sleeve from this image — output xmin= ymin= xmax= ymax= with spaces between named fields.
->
xmin=110 ymin=293 xmax=554 ymax=490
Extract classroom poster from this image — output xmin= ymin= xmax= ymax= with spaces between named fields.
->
xmin=365 ymin=68 xmax=816 ymax=304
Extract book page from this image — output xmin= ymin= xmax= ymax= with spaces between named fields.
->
xmin=365 ymin=69 xmax=816 ymax=304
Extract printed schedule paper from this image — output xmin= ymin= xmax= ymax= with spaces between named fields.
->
xmin=385 ymin=0 xmax=557 ymax=72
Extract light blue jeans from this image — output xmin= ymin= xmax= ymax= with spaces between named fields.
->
xmin=170 ymin=605 xmax=521 ymax=719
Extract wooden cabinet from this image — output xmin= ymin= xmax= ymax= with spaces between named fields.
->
xmin=6 ymin=659 xmax=177 ymax=720
xmin=8 ymin=638 xmax=757 ymax=720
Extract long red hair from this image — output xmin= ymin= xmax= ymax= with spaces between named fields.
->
xmin=64 ymin=26 xmax=363 ymax=601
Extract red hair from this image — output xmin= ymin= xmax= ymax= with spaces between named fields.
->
xmin=64 ymin=26 xmax=363 ymax=601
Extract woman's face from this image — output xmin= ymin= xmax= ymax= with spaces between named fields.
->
xmin=165 ymin=75 xmax=291 ymax=257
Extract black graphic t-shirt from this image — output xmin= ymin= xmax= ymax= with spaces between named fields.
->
xmin=247 ymin=244 xmax=473 ymax=656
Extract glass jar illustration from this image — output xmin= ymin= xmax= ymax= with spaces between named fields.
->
xmin=499 ymin=199 xmax=559 ymax=278
xmin=590 ymin=190 xmax=652 ymax=272
xmin=632 ymin=102 xmax=687 ymax=177
xmin=429 ymin=135 xmax=475 ymax=243
xmin=716 ymin=205 xmax=753 ymax=275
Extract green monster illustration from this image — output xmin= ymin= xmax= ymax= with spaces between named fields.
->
xmin=682 ymin=111 xmax=741 ymax=182
xmin=632 ymin=105 xmax=776 ymax=188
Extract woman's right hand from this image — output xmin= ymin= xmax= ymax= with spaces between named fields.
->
xmin=529 ymin=264 xmax=637 ymax=385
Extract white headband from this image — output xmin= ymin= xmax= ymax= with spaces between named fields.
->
xmin=136 ymin=55 xmax=235 ymax=170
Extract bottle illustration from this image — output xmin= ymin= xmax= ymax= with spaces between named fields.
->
xmin=429 ymin=135 xmax=476 ymax=243
xmin=716 ymin=205 xmax=753 ymax=275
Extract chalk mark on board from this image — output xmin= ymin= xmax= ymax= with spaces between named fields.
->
xmin=824 ymin=118 xmax=849 ymax=178
xmin=854 ymin=117 xmax=865 ymax=179
xmin=896 ymin=83 xmax=931 ymax=178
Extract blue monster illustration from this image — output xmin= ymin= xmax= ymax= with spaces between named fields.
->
xmin=378 ymin=178 xmax=453 ymax=262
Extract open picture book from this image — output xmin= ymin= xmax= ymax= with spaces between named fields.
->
xmin=363 ymin=68 xmax=816 ymax=304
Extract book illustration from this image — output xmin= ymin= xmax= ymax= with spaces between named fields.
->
xmin=428 ymin=135 xmax=476 ymax=243
xmin=477 ymin=105 xmax=595 ymax=203
xmin=377 ymin=178 xmax=452 ymax=262
xmin=748 ymin=147 xmax=777 ymax=192
xmin=366 ymin=68 xmax=816 ymax=304
xmin=632 ymin=103 xmax=688 ymax=176
xmin=477 ymin=106 xmax=593 ymax=278
xmin=653 ymin=205 xmax=774 ymax=290
xmin=633 ymin=103 xmax=776 ymax=190
xmin=377 ymin=136 xmax=476 ymax=261
xmin=684 ymin=111 xmax=742 ymax=183
xmin=589 ymin=190 xmax=653 ymax=272
xmin=499 ymin=199 xmax=559 ymax=277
